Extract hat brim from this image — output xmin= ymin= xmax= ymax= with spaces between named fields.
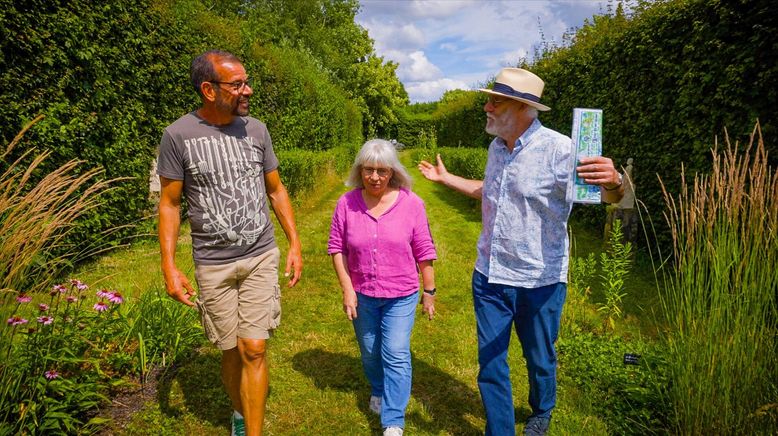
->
xmin=478 ymin=88 xmax=551 ymax=111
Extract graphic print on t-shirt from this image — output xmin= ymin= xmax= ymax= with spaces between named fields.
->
xmin=183 ymin=133 xmax=268 ymax=247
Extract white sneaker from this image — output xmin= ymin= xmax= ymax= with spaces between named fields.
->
xmin=383 ymin=426 xmax=403 ymax=436
xmin=369 ymin=395 xmax=382 ymax=414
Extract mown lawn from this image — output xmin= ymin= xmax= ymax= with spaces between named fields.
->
xmin=78 ymin=156 xmax=664 ymax=435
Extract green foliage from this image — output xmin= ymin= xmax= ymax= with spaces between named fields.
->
xmin=0 ymin=279 xmax=204 ymax=435
xmin=0 ymin=0 xmax=204 ymax=255
xmin=565 ymin=252 xmax=599 ymax=331
xmin=659 ymin=130 xmax=778 ymax=433
xmin=245 ymin=43 xmax=357 ymax=151
xmin=276 ymin=145 xmax=358 ymax=198
xmin=432 ymin=90 xmax=491 ymax=148
xmin=396 ymin=90 xmax=490 ymax=149
xmin=240 ymin=0 xmax=408 ymax=138
xmin=1 ymin=0 xmax=410 ymax=262
xmin=530 ymin=0 xmax=778 ymax=241
xmin=598 ymin=219 xmax=633 ymax=330
xmin=412 ymin=146 xmax=488 ymax=180
xmin=558 ymin=332 xmax=669 ymax=434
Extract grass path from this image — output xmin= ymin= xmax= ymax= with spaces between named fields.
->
xmin=97 ymin=158 xmax=611 ymax=435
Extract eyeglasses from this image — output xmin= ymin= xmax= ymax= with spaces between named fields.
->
xmin=487 ymin=95 xmax=507 ymax=106
xmin=361 ymin=166 xmax=392 ymax=177
xmin=209 ymin=78 xmax=252 ymax=93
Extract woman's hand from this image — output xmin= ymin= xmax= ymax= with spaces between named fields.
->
xmin=422 ymin=292 xmax=435 ymax=320
xmin=343 ymin=288 xmax=358 ymax=320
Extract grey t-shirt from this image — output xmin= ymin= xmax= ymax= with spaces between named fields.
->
xmin=157 ymin=112 xmax=279 ymax=265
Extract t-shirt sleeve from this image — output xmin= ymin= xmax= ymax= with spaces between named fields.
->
xmin=327 ymin=196 xmax=347 ymax=255
xmin=156 ymin=128 xmax=184 ymax=181
xmin=262 ymin=127 xmax=279 ymax=174
xmin=410 ymin=197 xmax=437 ymax=262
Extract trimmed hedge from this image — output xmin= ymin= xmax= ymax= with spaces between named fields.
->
xmin=0 ymin=0 xmax=375 ymax=264
xmin=415 ymin=0 xmax=777 ymax=245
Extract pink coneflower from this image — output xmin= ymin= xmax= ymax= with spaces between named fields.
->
xmin=66 ymin=295 xmax=78 ymax=303
xmin=107 ymin=291 xmax=124 ymax=304
xmin=38 ymin=303 xmax=49 ymax=312
xmin=7 ymin=316 xmax=28 ymax=326
xmin=44 ymin=370 xmax=59 ymax=380
xmin=93 ymin=301 xmax=109 ymax=312
xmin=37 ymin=316 xmax=54 ymax=325
xmin=53 ymin=284 xmax=67 ymax=294
xmin=96 ymin=289 xmax=112 ymax=299
xmin=15 ymin=294 xmax=32 ymax=303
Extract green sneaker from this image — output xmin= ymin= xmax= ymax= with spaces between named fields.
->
xmin=231 ymin=412 xmax=245 ymax=436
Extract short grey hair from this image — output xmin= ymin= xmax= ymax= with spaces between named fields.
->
xmin=346 ymin=139 xmax=412 ymax=189
xmin=191 ymin=50 xmax=242 ymax=97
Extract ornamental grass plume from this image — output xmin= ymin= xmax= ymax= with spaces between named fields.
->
xmin=0 ymin=115 xmax=113 ymax=294
xmin=658 ymin=122 xmax=778 ymax=433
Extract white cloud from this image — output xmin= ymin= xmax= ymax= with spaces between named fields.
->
xmin=356 ymin=0 xmax=618 ymax=102
xmin=400 ymin=51 xmax=443 ymax=82
xmin=405 ymin=77 xmax=471 ymax=103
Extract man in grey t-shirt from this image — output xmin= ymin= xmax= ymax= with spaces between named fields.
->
xmin=158 ymin=50 xmax=302 ymax=436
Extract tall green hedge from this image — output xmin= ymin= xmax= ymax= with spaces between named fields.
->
xmin=532 ymin=0 xmax=777 ymax=234
xmin=419 ymin=0 xmax=776 ymax=245
xmin=0 ymin=0 xmax=203 ymax=256
xmin=0 ymin=0 xmax=381 ymax=266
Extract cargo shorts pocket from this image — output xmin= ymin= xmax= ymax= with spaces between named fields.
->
xmin=195 ymin=298 xmax=219 ymax=344
xmin=268 ymin=284 xmax=281 ymax=329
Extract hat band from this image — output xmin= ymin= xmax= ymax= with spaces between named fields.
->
xmin=492 ymin=82 xmax=541 ymax=103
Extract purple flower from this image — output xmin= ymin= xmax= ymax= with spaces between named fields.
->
xmin=66 ymin=295 xmax=78 ymax=303
xmin=37 ymin=316 xmax=54 ymax=325
xmin=7 ymin=316 xmax=28 ymax=326
xmin=93 ymin=301 xmax=109 ymax=312
xmin=53 ymin=284 xmax=67 ymax=294
xmin=44 ymin=370 xmax=59 ymax=380
xmin=107 ymin=291 xmax=124 ymax=304
xmin=15 ymin=294 xmax=32 ymax=303
xmin=96 ymin=289 xmax=111 ymax=299
xmin=38 ymin=303 xmax=49 ymax=312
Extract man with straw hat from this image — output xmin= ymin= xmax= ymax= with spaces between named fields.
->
xmin=419 ymin=68 xmax=623 ymax=435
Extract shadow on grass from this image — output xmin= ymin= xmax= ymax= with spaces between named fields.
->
xmin=425 ymin=183 xmax=481 ymax=224
xmin=156 ymin=348 xmax=231 ymax=432
xmin=292 ymin=348 xmax=483 ymax=435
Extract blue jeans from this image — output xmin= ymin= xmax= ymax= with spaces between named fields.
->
xmin=352 ymin=292 xmax=417 ymax=428
xmin=472 ymin=271 xmax=566 ymax=436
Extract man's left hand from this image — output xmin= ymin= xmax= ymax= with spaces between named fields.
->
xmin=576 ymin=156 xmax=622 ymax=190
xmin=284 ymin=243 xmax=302 ymax=287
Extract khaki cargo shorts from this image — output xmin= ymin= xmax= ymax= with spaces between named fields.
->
xmin=194 ymin=247 xmax=281 ymax=350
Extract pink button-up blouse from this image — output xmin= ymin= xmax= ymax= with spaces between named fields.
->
xmin=328 ymin=188 xmax=437 ymax=298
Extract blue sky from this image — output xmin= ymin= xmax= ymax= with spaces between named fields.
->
xmin=356 ymin=0 xmax=633 ymax=102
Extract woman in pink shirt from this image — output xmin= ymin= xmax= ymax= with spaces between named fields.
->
xmin=328 ymin=139 xmax=437 ymax=436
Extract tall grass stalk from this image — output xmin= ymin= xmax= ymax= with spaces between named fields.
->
xmin=659 ymin=123 xmax=778 ymax=433
xmin=0 ymin=115 xmax=112 ymax=294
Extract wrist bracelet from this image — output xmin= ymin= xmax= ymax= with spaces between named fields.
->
xmin=422 ymin=288 xmax=436 ymax=296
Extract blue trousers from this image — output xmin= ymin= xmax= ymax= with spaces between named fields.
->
xmin=472 ymin=271 xmax=566 ymax=436
xmin=352 ymin=292 xmax=417 ymax=428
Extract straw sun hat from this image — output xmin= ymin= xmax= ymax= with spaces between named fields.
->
xmin=478 ymin=68 xmax=551 ymax=111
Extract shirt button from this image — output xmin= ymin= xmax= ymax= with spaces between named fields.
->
xmin=373 ymin=234 xmax=377 ymax=238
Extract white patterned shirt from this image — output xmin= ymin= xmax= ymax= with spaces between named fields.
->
xmin=475 ymin=118 xmax=574 ymax=288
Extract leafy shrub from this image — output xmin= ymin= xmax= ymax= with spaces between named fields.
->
xmin=558 ymin=331 xmax=669 ymax=434
xmin=0 ymin=280 xmax=204 ymax=435
xmin=276 ymin=145 xmax=358 ymax=198
xmin=598 ymin=219 xmax=633 ymax=330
